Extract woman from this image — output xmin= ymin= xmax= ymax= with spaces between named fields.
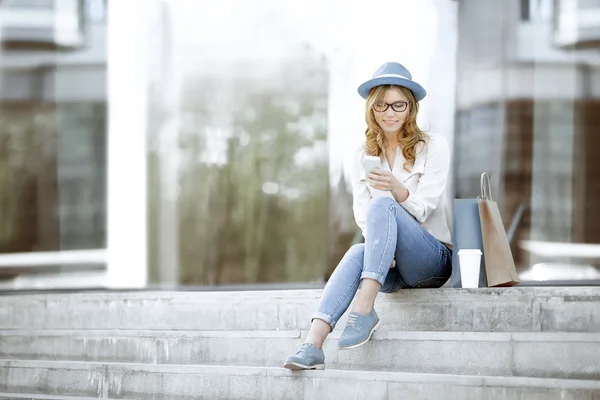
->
xmin=283 ymin=62 xmax=452 ymax=370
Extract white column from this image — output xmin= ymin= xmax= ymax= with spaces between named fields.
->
xmin=106 ymin=0 xmax=149 ymax=288
xmin=152 ymin=2 xmax=180 ymax=285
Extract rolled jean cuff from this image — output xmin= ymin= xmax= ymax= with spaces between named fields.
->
xmin=361 ymin=271 xmax=386 ymax=286
xmin=311 ymin=311 xmax=337 ymax=330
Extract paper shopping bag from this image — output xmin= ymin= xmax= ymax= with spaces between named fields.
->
xmin=478 ymin=173 xmax=520 ymax=287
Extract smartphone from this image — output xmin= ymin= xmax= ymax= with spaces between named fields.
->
xmin=363 ymin=155 xmax=381 ymax=175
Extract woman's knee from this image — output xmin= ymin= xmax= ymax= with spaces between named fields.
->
xmin=343 ymin=243 xmax=364 ymax=260
xmin=366 ymin=197 xmax=395 ymax=220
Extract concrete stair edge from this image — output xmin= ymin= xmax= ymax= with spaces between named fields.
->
xmin=2 ymin=359 xmax=600 ymax=389
xmin=2 ymin=287 xmax=599 ymax=333
xmin=1 ymin=330 xmax=598 ymax=380
xmin=0 ymin=394 xmax=98 ymax=400
xmin=1 ymin=329 xmax=598 ymax=342
xmin=0 ymin=287 xmax=599 ymax=304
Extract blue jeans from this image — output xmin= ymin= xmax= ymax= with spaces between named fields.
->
xmin=312 ymin=197 xmax=452 ymax=330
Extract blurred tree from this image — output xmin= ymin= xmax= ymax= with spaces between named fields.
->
xmin=0 ymin=105 xmax=59 ymax=255
xmin=173 ymin=50 xmax=330 ymax=285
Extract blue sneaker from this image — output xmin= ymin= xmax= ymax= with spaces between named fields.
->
xmin=338 ymin=309 xmax=380 ymax=350
xmin=283 ymin=342 xmax=325 ymax=370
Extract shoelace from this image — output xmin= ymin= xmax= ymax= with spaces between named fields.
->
xmin=347 ymin=313 xmax=358 ymax=328
xmin=298 ymin=342 xmax=313 ymax=353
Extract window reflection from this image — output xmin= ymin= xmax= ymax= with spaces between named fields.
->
xmin=146 ymin=0 xmax=333 ymax=285
xmin=0 ymin=0 xmax=107 ymax=278
xmin=455 ymin=0 xmax=600 ymax=281
xmin=2 ymin=0 xmax=599 ymax=288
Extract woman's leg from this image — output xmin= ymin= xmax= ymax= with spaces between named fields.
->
xmin=284 ymin=244 xmax=365 ymax=369
xmin=306 ymin=243 xmax=365 ymax=347
xmin=379 ymin=200 xmax=452 ymax=293
xmin=337 ymin=197 xmax=400 ymax=349
xmin=351 ymin=197 xmax=399 ymax=313
xmin=308 ymin=196 xmax=406 ymax=344
xmin=356 ymin=196 xmax=451 ymax=300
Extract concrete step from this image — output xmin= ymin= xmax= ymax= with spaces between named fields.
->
xmin=0 ymin=395 xmax=96 ymax=400
xmin=1 ymin=360 xmax=599 ymax=400
xmin=1 ymin=329 xmax=598 ymax=380
xmin=1 ymin=287 xmax=599 ymax=332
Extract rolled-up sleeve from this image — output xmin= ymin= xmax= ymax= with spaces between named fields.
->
xmin=351 ymin=149 xmax=371 ymax=237
xmin=399 ymin=135 xmax=450 ymax=223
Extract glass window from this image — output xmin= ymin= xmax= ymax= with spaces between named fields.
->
xmin=455 ymin=0 xmax=600 ymax=282
xmin=0 ymin=0 xmax=107 ymax=281
xmin=146 ymin=1 xmax=331 ymax=285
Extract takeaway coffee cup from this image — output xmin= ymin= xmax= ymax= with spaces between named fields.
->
xmin=458 ymin=249 xmax=483 ymax=288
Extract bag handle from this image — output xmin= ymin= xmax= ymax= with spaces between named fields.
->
xmin=480 ymin=172 xmax=492 ymax=201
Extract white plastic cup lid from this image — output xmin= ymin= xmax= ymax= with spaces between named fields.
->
xmin=458 ymin=249 xmax=482 ymax=256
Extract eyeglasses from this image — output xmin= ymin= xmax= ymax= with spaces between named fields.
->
xmin=372 ymin=101 xmax=408 ymax=113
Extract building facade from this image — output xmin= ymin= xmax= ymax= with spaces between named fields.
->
xmin=0 ymin=0 xmax=108 ymax=288
xmin=454 ymin=0 xmax=600 ymax=281
xmin=2 ymin=0 xmax=599 ymax=289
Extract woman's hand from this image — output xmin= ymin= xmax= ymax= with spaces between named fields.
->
xmin=367 ymin=169 xmax=399 ymax=192
xmin=368 ymin=169 xmax=409 ymax=202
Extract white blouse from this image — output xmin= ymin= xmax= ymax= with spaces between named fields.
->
xmin=351 ymin=133 xmax=453 ymax=246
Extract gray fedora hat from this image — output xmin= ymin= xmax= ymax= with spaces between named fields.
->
xmin=357 ymin=62 xmax=426 ymax=101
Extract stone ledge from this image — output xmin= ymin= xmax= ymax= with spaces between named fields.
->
xmin=2 ymin=329 xmax=599 ymax=342
xmin=2 ymin=360 xmax=600 ymax=389
xmin=1 ymin=286 xmax=600 ymax=303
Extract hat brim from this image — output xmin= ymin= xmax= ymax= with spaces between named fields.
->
xmin=357 ymin=76 xmax=426 ymax=101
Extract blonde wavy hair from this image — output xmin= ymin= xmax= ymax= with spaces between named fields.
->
xmin=364 ymin=85 xmax=427 ymax=171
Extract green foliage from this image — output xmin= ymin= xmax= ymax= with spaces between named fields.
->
xmin=0 ymin=103 xmax=107 ymax=254
xmin=154 ymin=57 xmax=331 ymax=285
